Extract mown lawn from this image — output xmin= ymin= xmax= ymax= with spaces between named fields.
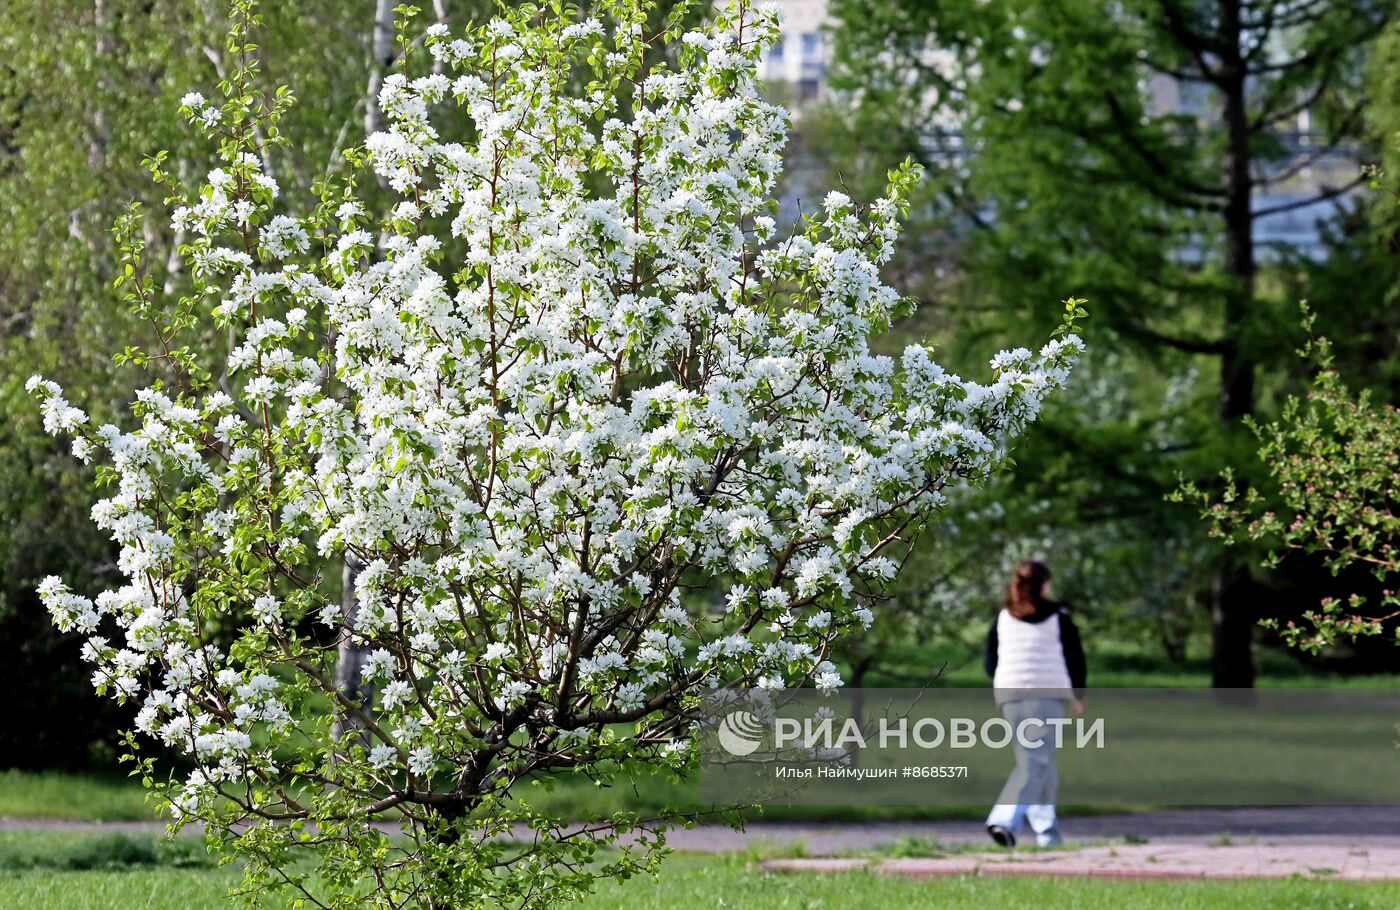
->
xmin=5 ymin=639 xmax=1392 ymax=824
xmin=0 ymin=769 xmax=158 ymax=821
xmin=1 ymin=848 xmax=1397 ymax=910
xmin=0 ymin=763 xmax=1042 ymax=824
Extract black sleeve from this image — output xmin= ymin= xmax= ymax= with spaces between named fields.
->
xmin=1059 ymin=611 xmax=1086 ymax=697
xmin=983 ymin=616 xmax=999 ymax=679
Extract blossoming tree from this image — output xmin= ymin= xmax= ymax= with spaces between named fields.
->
xmin=29 ymin=0 xmax=1083 ymax=905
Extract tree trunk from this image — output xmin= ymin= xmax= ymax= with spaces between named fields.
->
xmin=1209 ymin=567 xmax=1255 ymax=688
xmin=89 ymin=0 xmax=111 ymax=170
xmin=365 ymin=0 xmax=397 ymax=138
xmin=333 ymin=554 xmax=372 ymax=743
xmin=1158 ymin=625 xmax=1187 ymax=666
xmin=847 ymin=653 xmax=875 ymax=769
xmin=1210 ymin=0 xmax=1256 ymax=688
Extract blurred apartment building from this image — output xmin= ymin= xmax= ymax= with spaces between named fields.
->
xmin=755 ymin=0 xmax=832 ymax=100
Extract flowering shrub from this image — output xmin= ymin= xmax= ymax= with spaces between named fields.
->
xmin=1180 ymin=320 xmax=1398 ymax=656
xmin=29 ymin=0 xmax=1082 ymax=905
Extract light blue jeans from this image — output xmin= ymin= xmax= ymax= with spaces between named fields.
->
xmin=985 ymin=697 xmax=1064 ymax=846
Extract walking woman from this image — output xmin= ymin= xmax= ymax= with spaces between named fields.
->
xmin=983 ymin=560 xmax=1086 ymax=848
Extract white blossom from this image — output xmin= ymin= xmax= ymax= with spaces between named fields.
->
xmin=26 ymin=2 xmax=1082 ymax=903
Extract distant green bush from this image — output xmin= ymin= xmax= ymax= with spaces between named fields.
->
xmin=0 ymin=832 xmax=213 ymax=872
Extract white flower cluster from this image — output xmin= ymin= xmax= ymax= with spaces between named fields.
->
xmin=179 ymin=90 xmax=222 ymax=131
xmin=29 ymin=0 xmax=1079 ymax=884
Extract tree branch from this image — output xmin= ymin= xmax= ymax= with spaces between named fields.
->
xmin=1251 ymin=175 xmax=1364 ymax=219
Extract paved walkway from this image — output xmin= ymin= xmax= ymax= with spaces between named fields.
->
xmin=728 ymin=806 xmax=1400 ymax=882
xmin=761 ymin=842 xmax=1400 ymax=882
xmin=658 ymin=805 xmax=1400 ymax=852
xmin=6 ymin=806 xmax=1398 ymax=880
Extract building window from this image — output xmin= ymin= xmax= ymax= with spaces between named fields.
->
xmin=768 ymin=36 xmax=784 ymax=63
xmin=800 ymin=32 xmax=825 ymax=81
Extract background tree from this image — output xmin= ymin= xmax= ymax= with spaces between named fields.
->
xmin=824 ymin=0 xmax=1394 ymax=686
xmin=1181 ymin=29 xmax=1400 ymax=661
xmin=1 ymin=0 xmax=225 ymax=768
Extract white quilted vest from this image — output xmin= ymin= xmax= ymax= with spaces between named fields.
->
xmin=992 ymin=608 xmax=1072 ymax=694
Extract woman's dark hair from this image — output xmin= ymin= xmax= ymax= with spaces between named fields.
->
xmin=1005 ymin=560 xmax=1051 ymax=619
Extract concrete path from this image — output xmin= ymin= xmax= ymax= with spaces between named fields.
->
xmin=731 ymin=806 xmax=1400 ymax=882
xmin=658 ymin=805 xmax=1400 ymax=852
xmin=761 ymin=841 xmax=1400 ymax=882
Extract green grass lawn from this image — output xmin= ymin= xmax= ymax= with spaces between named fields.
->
xmin=2 ymin=639 xmax=1392 ymax=823
xmin=0 ymin=846 xmax=1397 ymax=910
xmin=0 ymin=769 xmax=159 ymax=821
xmin=0 ymin=765 xmax=1030 ymax=824
xmin=868 ymin=636 xmax=1400 ymax=689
